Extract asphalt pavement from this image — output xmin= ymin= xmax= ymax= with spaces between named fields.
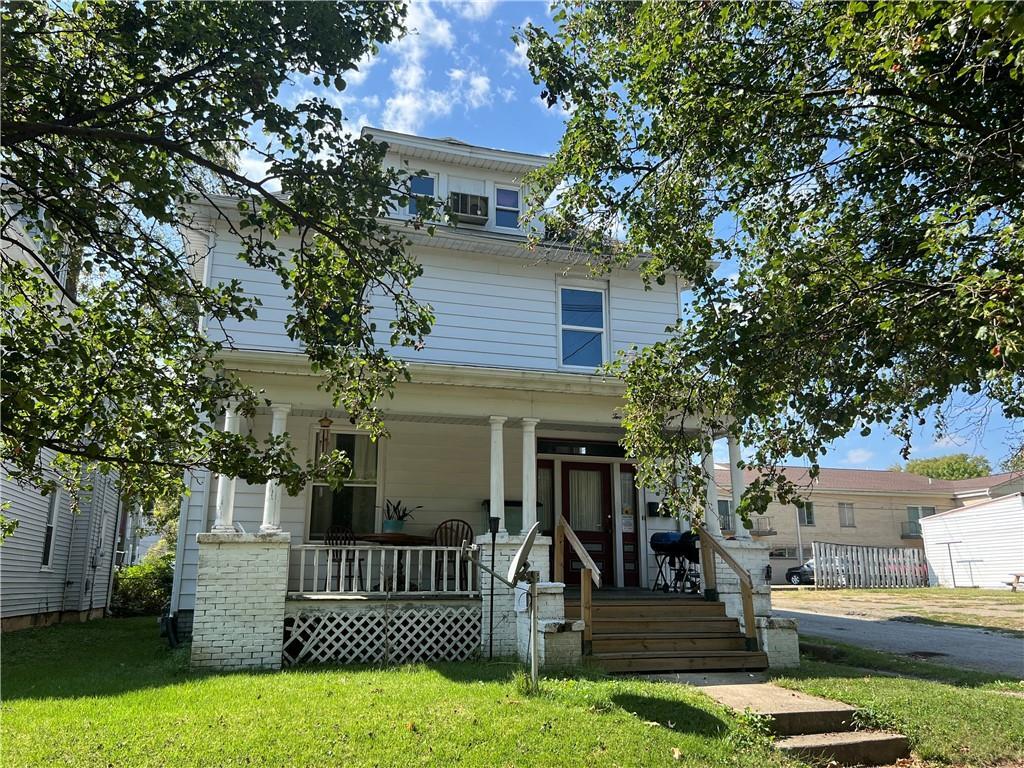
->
xmin=776 ymin=608 xmax=1024 ymax=678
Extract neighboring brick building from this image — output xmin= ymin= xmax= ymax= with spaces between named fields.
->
xmin=712 ymin=466 xmax=1023 ymax=584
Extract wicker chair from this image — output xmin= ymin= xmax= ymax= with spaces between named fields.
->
xmin=433 ymin=519 xmax=474 ymax=591
xmin=324 ymin=525 xmax=364 ymax=591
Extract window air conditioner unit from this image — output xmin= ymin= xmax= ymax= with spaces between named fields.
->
xmin=449 ymin=192 xmax=489 ymax=225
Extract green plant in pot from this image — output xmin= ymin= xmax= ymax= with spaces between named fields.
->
xmin=383 ymin=499 xmax=421 ymax=533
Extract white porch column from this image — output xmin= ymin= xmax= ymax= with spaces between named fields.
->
xmin=260 ymin=403 xmax=292 ymax=533
xmin=521 ymin=418 xmax=540 ymax=531
xmin=702 ymin=444 xmax=723 ymax=537
xmin=489 ymin=416 xmax=508 ymax=533
xmin=211 ymin=403 xmax=240 ymax=533
xmin=728 ymin=435 xmax=751 ymax=540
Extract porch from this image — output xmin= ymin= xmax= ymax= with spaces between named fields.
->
xmin=182 ymin=371 xmax=793 ymax=672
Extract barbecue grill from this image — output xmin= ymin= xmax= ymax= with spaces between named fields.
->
xmin=650 ymin=531 xmax=701 ymax=593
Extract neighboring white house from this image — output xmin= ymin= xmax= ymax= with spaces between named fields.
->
xmin=170 ymin=128 xmax=794 ymax=672
xmin=1 ymin=217 xmax=125 ymax=631
xmin=921 ymin=492 xmax=1024 ymax=589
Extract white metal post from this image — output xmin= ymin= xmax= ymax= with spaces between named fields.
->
xmin=260 ymin=403 xmax=291 ymax=533
xmin=521 ymin=418 xmax=540 ymax=531
xmin=489 ymin=416 xmax=507 ymax=533
xmin=212 ymin=403 xmax=240 ymax=533
xmin=702 ymin=445 xmax=723 ymax=537
xmin=728 ymin=435 xmax=751 ymax=539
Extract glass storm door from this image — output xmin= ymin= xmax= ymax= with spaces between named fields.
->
xmin=560 ymin=462 xmax=613 ymax=586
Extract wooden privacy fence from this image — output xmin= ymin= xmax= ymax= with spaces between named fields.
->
xmin=812 ymin=541 xmax=928 ymax=589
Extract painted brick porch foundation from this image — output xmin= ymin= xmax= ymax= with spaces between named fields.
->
xmin=190 ymin=532 xmax=290 ymax=670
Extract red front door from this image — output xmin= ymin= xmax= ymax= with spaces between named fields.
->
xmin=561 ymin=462 xmax=613 ymax=586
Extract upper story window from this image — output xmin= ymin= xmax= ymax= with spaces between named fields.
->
xmin=797 ymin=500 xmax=815 ymax=526
xmin=559 ymin=286 xmax=606 ymax=369
xmin=408 ymin=174 xmax=436 ymax=216
xmin=494 ymin=187 xmax=521 ymax=229
xmin=41 ymin=489 xmax=60 ymax=569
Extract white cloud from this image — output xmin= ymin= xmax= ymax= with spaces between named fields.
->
xmin=503 ymin=18 xmax=532 ymax=71
xmin=933 ymin=433 xmax=967 ymax=449
xmin=842 ymin=448 xmax=875 ymax=467
xmin=441 ymin=0 xmax=498 ymax=21
xmin=346 ymin=51 xmax=379 ymax=87
xmin=535 ymin=94 xmax=575 ymax=118
xmin=498 ymin=86 xmax=516 ymax=103
xmin=236 ymin=151 xmax=280 ymax=193
xmin=381 ymin=2 xmax=456 ymax=133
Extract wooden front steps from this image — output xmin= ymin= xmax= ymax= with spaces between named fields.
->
xmin=565 ymin=596 xmax=768 ymax=673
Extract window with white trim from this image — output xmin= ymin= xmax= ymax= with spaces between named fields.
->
xmin=494 ymin=186 xmax=520 ymax=229
xmin=797 ymin=500 xmax=815 ymax=526
xmin=407 ymin=174 xmax=436 ymax=216
xmin=41 ymin=489 xmax=60 ymax=568
xmin=309 ymin=433 xmax=379 ymax=540
xmin=838 ymin=501 xmax=856 ymax=528
xmin=717 ymin=499 xmax=734 ymax=532
xmin=559 ymin=286 xmax=606 ymax=368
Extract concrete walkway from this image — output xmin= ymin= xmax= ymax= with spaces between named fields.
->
xmin=777 ymin=608 xmax=1024 ymax=678
xmin=648 ymin=672 xmax=909 ymax=766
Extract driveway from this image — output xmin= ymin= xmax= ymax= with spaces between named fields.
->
xmin=777 ymin=608 xmax=1024 ymax=678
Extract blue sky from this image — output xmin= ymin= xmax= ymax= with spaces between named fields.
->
xmin=271 ymin=0 xmax=1019 ymax=474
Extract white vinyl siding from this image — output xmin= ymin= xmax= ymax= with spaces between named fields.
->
xmin=838 ymin=502 xmax=856 ymax=528
xmin=204 ymin=232 xmax=678 ymax=372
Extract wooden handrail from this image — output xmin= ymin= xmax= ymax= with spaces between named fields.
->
xmin=553 ymin=518 xmax=602 ymax=655
xmin=557 ymin=518 xmax=602 ymax=588
xmin=696 ymin=526 xmax=758 ymax=650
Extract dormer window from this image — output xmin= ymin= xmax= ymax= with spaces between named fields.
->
xmin=408 ymin=174 xmax=436 ymax=216
xmin=495 ymin=187 xmax=521 ymax=229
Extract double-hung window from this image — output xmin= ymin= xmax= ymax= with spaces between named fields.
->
xmin=41 ymin=489 xmax=60 ymax=568
xmin=797 ymin=500 xmax=815 ymax=526
xmin=838 ymin=502 xmax=856 ymax=528
xmin=494 ymin=187 xmax=520 ymax=229
xmin=407 ymin=174 xmax=436 ymax=216
xmin=717 ymin=499 xmax=734 ymax=532
xmin=309 ymin=433 xmax=379 ymax=540
xmin=559 ymin=286 xmax=606 ymax=368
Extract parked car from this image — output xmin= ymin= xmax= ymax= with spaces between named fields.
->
xmin=786 ymin=559 xmax=815 ymax=585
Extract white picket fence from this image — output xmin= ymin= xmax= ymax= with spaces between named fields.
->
xmin=812 ymin=541 xmax=928 ymax=589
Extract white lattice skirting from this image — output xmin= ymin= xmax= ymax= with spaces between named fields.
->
xmin=282 ymin=605 xmax=482 ymax=666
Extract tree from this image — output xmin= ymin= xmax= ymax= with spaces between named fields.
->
xmin=1 ymin=2 xmax=436 ymax=535
xmin=1003 ymin=450 xmax=1024 ymax=473
xmin=520 ymin=1 xmax=1023 ymax=521
xmin=900 ymin=453 xmax=992 ymax=480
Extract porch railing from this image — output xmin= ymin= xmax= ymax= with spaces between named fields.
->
xmin=554 ymin=517 xmax=602 ymax=654
xmin=696 ymin=526 xmax=759 ymax=651
xmin=290 ymin=545 xmax=479 ymax=597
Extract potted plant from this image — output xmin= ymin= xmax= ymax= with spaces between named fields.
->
xmin=382 ymin=499 xmax=421 ymax=533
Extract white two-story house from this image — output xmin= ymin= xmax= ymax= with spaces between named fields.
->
xmin=170 ymin=129 xmax=788 ymax=673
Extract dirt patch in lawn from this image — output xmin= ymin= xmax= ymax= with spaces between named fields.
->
xmin=772 ymin=588 xmax=1024 ymax=635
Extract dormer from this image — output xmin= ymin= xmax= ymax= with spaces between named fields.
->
xmin=362 ymin=127 xmax=548 ymax=237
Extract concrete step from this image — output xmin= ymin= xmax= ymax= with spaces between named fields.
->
xmin=696 ymin=681 xmax=858 ymax=736
xmin=593 ymin=634 xmax=748 ymax=654
xmin=775 ymin=730 xmax=910 ymax=766
xmin=596 ymin=650 xmax=769 ymax=673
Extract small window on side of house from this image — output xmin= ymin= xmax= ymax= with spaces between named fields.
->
xmin=838 ymin=502 xmax=855 ymax=528
xmin=41 ymin=489 xmax=60 ymax=568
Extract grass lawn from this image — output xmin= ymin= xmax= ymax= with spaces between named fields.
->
xmin=771 ymin=637 xmax=1024 ymax=767
xmin=771 ymin=587 xmax=1024 ymax=635
xmin=1 ymin=617 xmax=789 ymax=768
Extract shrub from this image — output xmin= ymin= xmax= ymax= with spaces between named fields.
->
xmin=111 ymin=553 xmax=174 ymax=616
